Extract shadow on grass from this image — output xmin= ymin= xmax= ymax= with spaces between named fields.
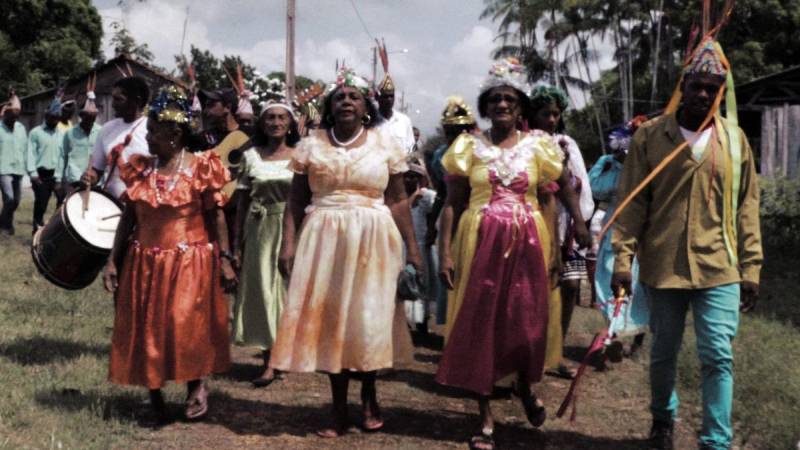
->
xmin=201 ymin=391 xmax=648 ymax=449
xmin=215 ymin=361 xmax=263 ymax=383
xmin=0 ymin=335 xmax=107 ymax=365
xmin=34 ymin=387 xmax=143 ymax=422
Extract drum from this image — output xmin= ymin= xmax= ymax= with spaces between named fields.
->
xmin=31 ymin=188 xmax=122 ymax=290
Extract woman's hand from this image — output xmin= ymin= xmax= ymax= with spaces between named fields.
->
xmin=574 ymin=221 xmax=592 ymax=249
xmin=278 ymin=242 xmax=295 ymax=279
xmin=439 ymin=252 xmax=455 ymax=290
xmin=220 ymin=258 xmax=238 ymax=293
xmin=407 ymin=248 xmax=424 ymax=280
xmin=233 ymin=248 xmax=242 ymax=273
xmin=102 ymin=261 xmax=118 ymax=293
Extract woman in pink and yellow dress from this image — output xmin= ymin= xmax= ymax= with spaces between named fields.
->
xmin=436 ymin=59 xmax=583 ymax=450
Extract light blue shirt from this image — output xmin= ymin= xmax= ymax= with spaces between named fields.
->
xmin=56 ymin=122 xmax=101 ymax=183
xmin=0 ymin=121 xmax=27 ymax=176
xmin=27 ymin=124 xmax=63 ymax=176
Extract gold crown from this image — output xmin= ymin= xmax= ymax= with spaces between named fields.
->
xmin=441 ymin=96 xmax=476 ymax=126
xmin=378 ymin=73 xmax=395 ymax=94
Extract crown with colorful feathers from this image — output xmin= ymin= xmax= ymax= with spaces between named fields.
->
xmin=149 ymin=86 xmax=192 ymax=125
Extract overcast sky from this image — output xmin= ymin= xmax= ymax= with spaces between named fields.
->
xmin=92 ymin=0 xmax=612 ymax=136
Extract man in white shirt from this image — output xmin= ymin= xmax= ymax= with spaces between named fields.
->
xmin=81 ymin=77 xmax=150 ymax=199
xmin=376 ymin=73 xmax=415 ymax=154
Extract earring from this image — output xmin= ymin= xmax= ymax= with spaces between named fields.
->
xmin=325 ymin=115 xmax=335 ymax=125
xmin=362 ymin=113 xmax=371 ymax=125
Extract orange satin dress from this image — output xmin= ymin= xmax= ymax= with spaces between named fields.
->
xmin=109 ymin=151 xmax=231 ymax=389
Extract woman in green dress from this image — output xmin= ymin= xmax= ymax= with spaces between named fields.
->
xmin=232 ymin=100 xmax=299 ymax=387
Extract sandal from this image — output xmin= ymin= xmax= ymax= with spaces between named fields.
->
xmin=185 ymin=383 xmax=208 ymax=420
xmin=512 ymin=383 xmax=546 ymax=428
xmin=252 ymin=376 xmax=279 ymax=388
xmin=361 ymin=416 xmax=384 ymax=433
xmin=316 ymin=420 xmax=350 ymax=438
xmin=469 ymin=427 xmax=495 ymax=450
xmin=547 ymin=363 xmax=577 ymax=380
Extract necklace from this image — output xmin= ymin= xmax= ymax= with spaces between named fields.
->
xmin=151 ymin=149 xmax=186 ymax=204
xmin=331 ymin=126 xmax=365 ymax=147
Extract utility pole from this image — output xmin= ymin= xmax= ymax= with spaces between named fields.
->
xmin=286 ymin=0 xmax=296 ymax=103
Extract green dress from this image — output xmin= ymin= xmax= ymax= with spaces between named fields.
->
xmin=233 ymin=148 xmax=293 ymax=350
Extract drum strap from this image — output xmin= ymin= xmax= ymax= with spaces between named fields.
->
xmin=103 ymin=118 xmax=145 ymax=190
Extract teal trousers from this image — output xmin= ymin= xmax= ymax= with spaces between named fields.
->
xmin=644 ymin=283 xmax=739 ymax=450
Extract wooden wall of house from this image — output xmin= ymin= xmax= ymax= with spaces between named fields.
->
xmin=19 ymin=62 xmax=177 ymax=132
xmin=761 ymin=104 xmax=800 ymax=179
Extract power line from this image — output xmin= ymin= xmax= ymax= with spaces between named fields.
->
xmin=349 ymin=0 xmax=375 ymax=41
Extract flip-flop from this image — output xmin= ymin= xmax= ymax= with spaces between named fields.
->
xmin=469 ymin=427 xmax=495 ymax=450
xmin=316 ymin=421 xmax=350 ymax=438
xmin=361 ymin=416 xmax=384 ymax=433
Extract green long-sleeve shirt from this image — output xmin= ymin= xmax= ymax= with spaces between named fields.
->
xmin=0 ymin=121 xmax=27 ymax=176
xmin=611 ymin=113 xmax=762 ymax=288
xmin=27 ymin=124 xmax=63 ymax=177
xmin=56 ymin=123 xmax=101 ymax=183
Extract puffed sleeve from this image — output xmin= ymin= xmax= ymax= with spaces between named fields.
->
xmin=534 ymin=134 xmax=564 ymax=185
xmin=236 ymin=149 xmax=253 ymax=190
xmin=387 ymin=138 xmax=409 ymax=175
xmin=287 ymin=139 xmax=311 ymax=174
xmin=195 ymin=151 xmax=231 ymax=209
xmin=441 ymin=133 xmax=475 ymax=178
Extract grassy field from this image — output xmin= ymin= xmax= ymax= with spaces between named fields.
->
xmin=0 ymin=194 xmax=798 ymax=449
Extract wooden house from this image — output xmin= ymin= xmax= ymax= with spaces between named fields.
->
xmin=737 ymin=66 xmax=800 ymax=178
xmin=19 ymin=54 xmax=185 ymax=130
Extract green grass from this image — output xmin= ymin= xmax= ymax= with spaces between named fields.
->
xmin=1 ymin=195 xmax=799 ymax=449
xmin=675 ymin=245 xmax=800 ymax=450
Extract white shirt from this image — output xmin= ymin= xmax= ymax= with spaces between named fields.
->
xmin=680 ymin=125 xmax=713 ymax=160
xmin=90 ymin=117 xmax=149 ymax=198
xmin=379 ymin=110 xmax=415 ymax=154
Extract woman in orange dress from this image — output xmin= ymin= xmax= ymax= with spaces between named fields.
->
xmin=102 ymin=87 xmax=236 ymax=426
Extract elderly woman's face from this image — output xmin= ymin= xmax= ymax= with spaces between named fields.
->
xmin=485 ymin=86 xmax=522 ymax=128
xmin=331 ymin=86 xmax=367 ymax=126
xmin=261 ymin=108 xmax=292 ymax=140
xmin=146 ymin=119 xmax=180 ymax=157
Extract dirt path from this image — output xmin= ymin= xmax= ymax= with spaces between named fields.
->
xmin=141 ymin=313 xmax=702 ymax=450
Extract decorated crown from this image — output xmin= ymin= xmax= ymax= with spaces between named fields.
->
xmin=326 ymin=67 xmax=370 ymax=97
xmin=480 ymin=57 xmax=530 ymax=95
xmin=441 ymin=95 xmax=476 ymax=126
xmin=149 ymin=86 xmax=192 ymax=124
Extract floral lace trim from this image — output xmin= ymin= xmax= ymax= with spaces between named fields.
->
xmin=132 ymin=240 xmax=214 ymax=254
xmin=473 ymin=134 xmax=535 ymax=186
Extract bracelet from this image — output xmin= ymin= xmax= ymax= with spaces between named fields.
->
xmin=220 ymin=250 xmax=234 ymax=261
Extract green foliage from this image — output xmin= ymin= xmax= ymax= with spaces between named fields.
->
xmin=109 ymin=22 xmax=154 ymax=63
xmin=0 ymin=0 xmax=103 ymax=97
xmin=759 ymin=176 xmax=800 ymax=249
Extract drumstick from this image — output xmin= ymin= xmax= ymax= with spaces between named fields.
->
xmin=100 ymin=213 xmax=122 ymax=221
xmin=82 ymin=160 xmax=93 ymax=218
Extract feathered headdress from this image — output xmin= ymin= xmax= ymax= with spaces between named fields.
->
xmin=1 ymin=89 xmax=21 ymax=115
xmin=376 ymin=38 xmax=395 ymax=94
xmin=82 ymin=72 xmax=99 ymax=114
xmin=326 ymin=66 xmax=370 ymax=97
xmin=224 ymin=63 xmax=254 ymax=117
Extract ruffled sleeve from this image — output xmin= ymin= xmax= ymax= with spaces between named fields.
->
xmin=236 ymin=149 xmax=254 ymax=190
xmin=287 ymin=139 xmax=311 ymax=175
xmin=534 ymin=134 xmax=564 ymax=185
xmin=386 ymin=133 xmax=409 ymax=175
xmin=441 ymin=133 xmax=475 ymax=178
xmin=194 ymin=151 xmax=230 ymax=209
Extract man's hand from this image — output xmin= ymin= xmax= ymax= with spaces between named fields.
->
xmin=740 ymin=281 xmax=759 ymax=313
xmin=574 ymin=221 xmax=592 ymax=249
xmin=611 ymin=271 xmax=632 ymax=296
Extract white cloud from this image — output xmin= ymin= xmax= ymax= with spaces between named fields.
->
xmin=94 ymin=1 xmax=506 ymax=135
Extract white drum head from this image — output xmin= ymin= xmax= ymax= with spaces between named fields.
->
xmin=64 ymin=191 xmax=122 ymax=250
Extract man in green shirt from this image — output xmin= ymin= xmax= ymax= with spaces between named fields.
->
xmin=56 ymin=96 xmax=100 ymax=205
xmin=612 ymin=38 xmax=762 ymax=450
xmin=0 ymin=92 xmax=26 ymax=235
xmin=28 ymin=99 xmax=64 ymax=234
